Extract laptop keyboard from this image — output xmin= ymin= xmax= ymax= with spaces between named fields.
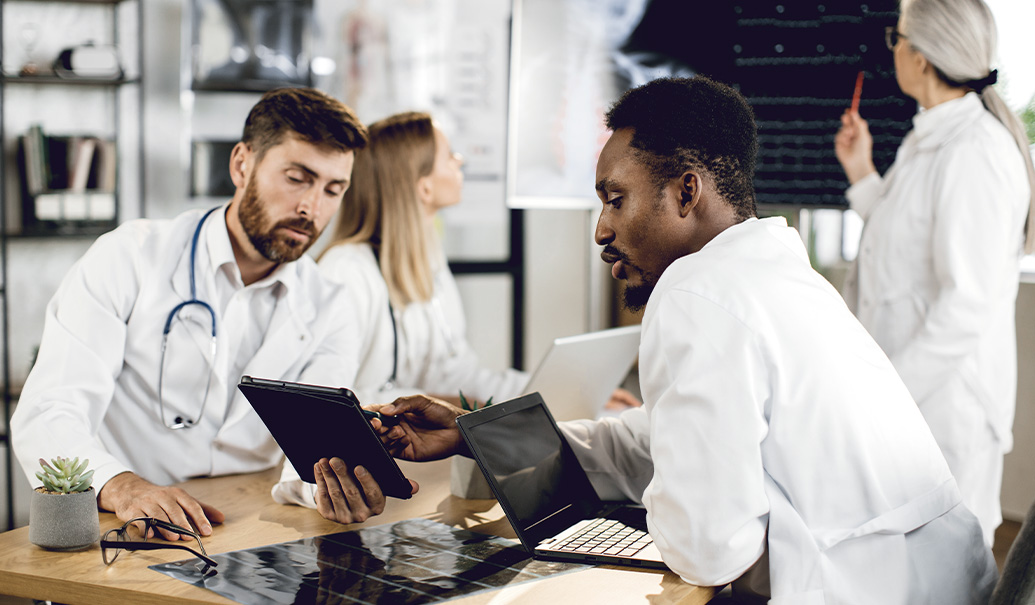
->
xmin=550 ymin=518 xmax=651 ymax=557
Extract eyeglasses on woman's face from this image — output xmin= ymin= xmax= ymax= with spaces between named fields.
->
xmin=885 ymin=26 xmax=908 ymax=51
xmin=101 ymin=517 xmax=218 ymax=570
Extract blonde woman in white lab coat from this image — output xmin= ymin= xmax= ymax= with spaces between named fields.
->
xmin=318 ymin=111 xmax=528 ymax=405
xmin=835 ymin=0 xmax=1035 ymax=546
xmin=272 ymin=112 xmax=529 ymax=509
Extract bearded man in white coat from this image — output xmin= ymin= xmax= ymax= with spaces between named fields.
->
xmin=10 ymin=88 xmax=387 ymax=541
xmin=335 ymin=77 xmax=998 ymax=603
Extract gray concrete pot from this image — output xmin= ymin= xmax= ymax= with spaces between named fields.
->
xmin=450 ymin=456 xmax=494 ymax=499
xmin=29 ymin=486 xmax=101 ymax=551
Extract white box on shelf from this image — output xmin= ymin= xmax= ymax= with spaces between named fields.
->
xmin=63 ymin=193 xmax=88 ymax=220
xmin=34 ymin=194 xmax=63 ymax=220
xmin=88 ymin=193 xmax=116 ymax=220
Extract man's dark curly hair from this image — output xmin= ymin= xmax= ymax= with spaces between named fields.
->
xmin=605 ymin=76 xmax=758 ymax=219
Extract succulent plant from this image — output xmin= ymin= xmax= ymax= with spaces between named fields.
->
xmin=35 ymin=457 xmax=94 ymax=494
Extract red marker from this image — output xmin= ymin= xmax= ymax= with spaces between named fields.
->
xmin=851 ymin=70 xmax=864 ymax=114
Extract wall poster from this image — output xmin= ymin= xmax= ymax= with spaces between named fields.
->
xmin=313 ymin=0 xmax=511 ymax=262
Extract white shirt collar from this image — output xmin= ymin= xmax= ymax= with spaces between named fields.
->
xmin=910 ymin=92 xmax=984 ymax=147
xmin=202 ymin=203 xmax=297 ymax=293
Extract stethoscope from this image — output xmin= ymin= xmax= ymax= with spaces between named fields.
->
xmin=157 ymin=206 xmax=220 ymax=429
xmin=378 ymin=288 xmax=457 ymax=393
xmin=381 ymin=299 xmax=398 ymax=392
xmin=374 ymin=242 xmax=457 ymax=393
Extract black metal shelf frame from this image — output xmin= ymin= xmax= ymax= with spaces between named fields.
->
xmin=1 ymin=75 xmax=140 ymax=86
xmin=0 ymin=0 xmax=145 ymax=531
xmin=448 ymin=208 xmax=526 ymax=371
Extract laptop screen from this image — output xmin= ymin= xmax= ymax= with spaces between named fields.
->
xmin=520 ymin=325 xmax=641 ymax=422
xmin=460 ymin=395 xmax=600 ymax=540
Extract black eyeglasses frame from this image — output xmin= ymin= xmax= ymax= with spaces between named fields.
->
xmin=885 ymin=26 xmax=909 ymax=51
xmin=100 ymin=517 xmax=218 ymax=569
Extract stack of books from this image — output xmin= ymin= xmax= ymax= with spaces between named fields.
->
xmin=18 ymin=123 xmax=117 ymax=226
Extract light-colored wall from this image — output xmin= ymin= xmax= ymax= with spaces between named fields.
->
xmin=1003 ymin=282 xmax=1035 ymax=521
xmin=7 ymin=239 xmax=95 ymax=386
xmin=524 ymin=208 xmax=604 ymax=367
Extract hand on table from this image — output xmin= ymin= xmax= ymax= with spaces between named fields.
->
xmin=369 ymin=395 xmax=469 ymax=461
xmin=834 ymin=109 xmax=877 ymax=185
xmin=604 ymin=387 xmax=643 ymax=411
xmin=97 ymin=471 xmax=224 ymax=541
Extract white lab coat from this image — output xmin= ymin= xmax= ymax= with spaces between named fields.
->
xmin=317 ymin=241 xmax=527 ymax=404
xmin=11 ymin=207 xmax=360 ymax=492
xmin=843 ymin=92 xmax=1029 ymax=542
xmin=271 ymin=240 xmax=527 ymax=507
xmin=560 ymin=218 xmax=996 ymax=603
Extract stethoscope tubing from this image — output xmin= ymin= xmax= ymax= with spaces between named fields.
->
xmin=157 ymin=206 xmax=221 ymax=429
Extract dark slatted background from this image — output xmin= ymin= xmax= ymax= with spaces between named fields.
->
xmin=621 ymin=0 xmax=914 ymax=208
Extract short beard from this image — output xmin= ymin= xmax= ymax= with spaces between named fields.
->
xmin=237 ymin=177 xmax=317 ymax=263
xmin=621 ymin=282 xmax=655 ymax=312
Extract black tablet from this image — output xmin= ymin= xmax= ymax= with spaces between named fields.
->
xmin=238 ymin=376 xmax=412 ymax=499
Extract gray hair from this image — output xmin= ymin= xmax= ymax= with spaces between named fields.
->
xmin=903 ymin=0 xmax=1035 ymax=253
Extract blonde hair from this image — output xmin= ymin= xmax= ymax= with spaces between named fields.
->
xmin=321 ymin=112 xmax=437 ymax=308
xmin=902 ymin=0 xmax=1035 ymax=253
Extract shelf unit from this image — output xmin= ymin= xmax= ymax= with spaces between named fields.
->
xmin=183 ymin=0 xmax=314 ymax=203
xmin=1 ymin=75 xmax=139 ymax=86
xmin=0 ymin=0 xmax=143 ymax=531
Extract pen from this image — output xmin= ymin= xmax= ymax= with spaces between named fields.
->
xmin=362 ymin=408 xmax=400 ymax=427
xmin=851 ymin=70 xmax=864 ymax=114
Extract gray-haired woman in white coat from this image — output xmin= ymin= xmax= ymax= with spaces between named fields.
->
xmin=835 ymin=0 xmax=1035 ymax=547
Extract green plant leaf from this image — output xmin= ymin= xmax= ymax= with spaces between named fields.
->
xmin=76 ymin=469 xmax=95 ymax=490
xmin=71 ymin=457 xmax=88 ymax=477
xmin=37 ymin=455 xmax=94 ymax=493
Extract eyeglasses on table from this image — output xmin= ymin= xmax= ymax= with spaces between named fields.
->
xmin=100 ymin=517 xmax=218 ymax=570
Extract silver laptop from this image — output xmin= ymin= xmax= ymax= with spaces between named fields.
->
xmin=456 ymin=393 xmax=667 ymax=570
xmin=521 ymin=325 xmax=641 ymax=422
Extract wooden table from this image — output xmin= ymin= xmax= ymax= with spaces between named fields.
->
xmin=0 ymin=460 xmax=712 ymax=604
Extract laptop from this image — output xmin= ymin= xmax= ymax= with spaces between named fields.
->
xmin=456 ymin=392 xmax=667 ymax=570
xmin=521 ymin=325 xmax=641 ymax=422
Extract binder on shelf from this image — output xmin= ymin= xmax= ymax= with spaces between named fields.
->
xmin=69 ymin=138 xmax=98 ymax=193
xmin=21 ymin=124 xmax=47 ymax=195
xmin=96 ymin=139 xmax=117 ymax=193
